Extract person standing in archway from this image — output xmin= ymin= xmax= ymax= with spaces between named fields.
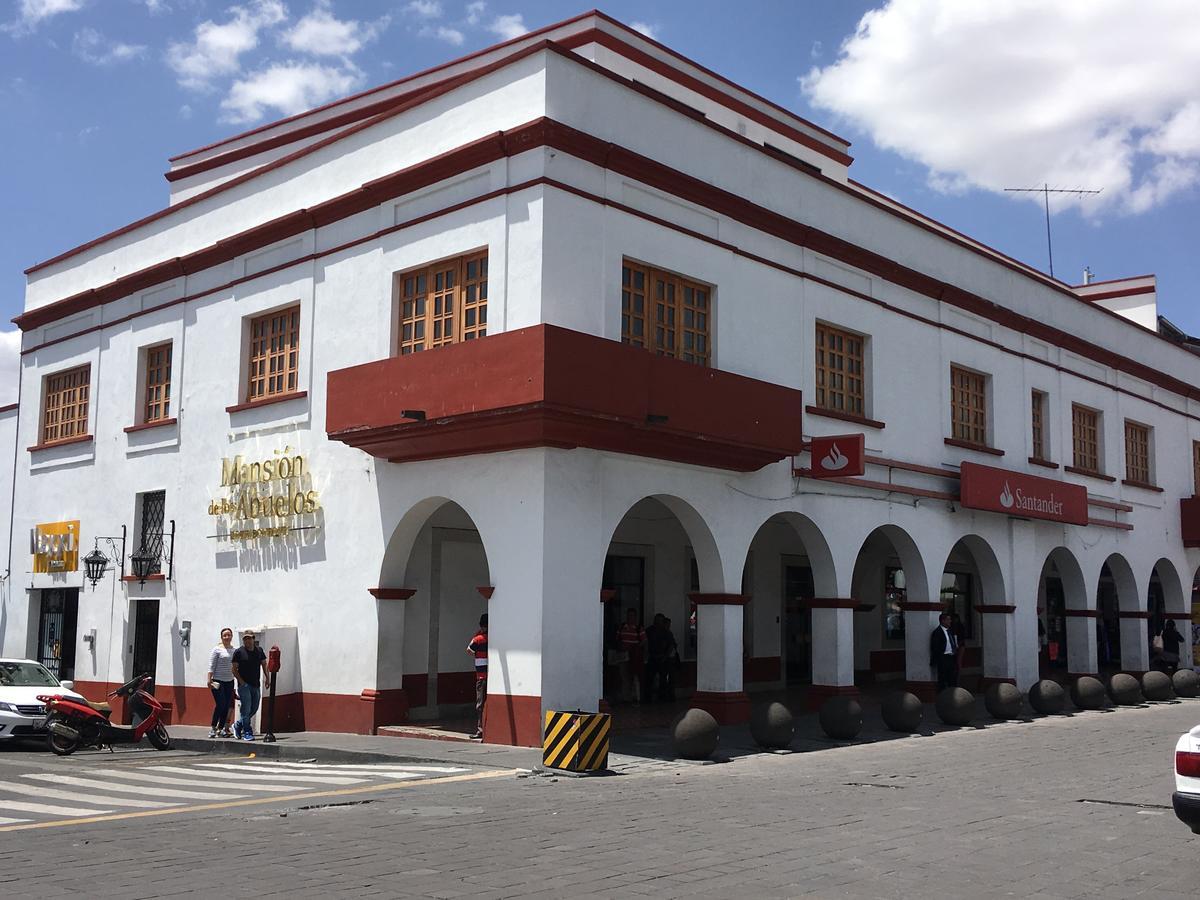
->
xmin=618 ymin=608 xmax=646 ymax=703
xmin=467 ymin=614 xmax=488 ymax=739
xmin=929 ymin=613 xmax=959 ymax=691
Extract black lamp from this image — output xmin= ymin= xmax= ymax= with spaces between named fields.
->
xmin=83 ymin=548 xmax=109 ymax=589
xmin=130 ymin=547 xmax=156 ymax=586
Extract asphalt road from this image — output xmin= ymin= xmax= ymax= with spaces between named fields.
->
xmin=1 ymin=700 xmax=1197 ymax=899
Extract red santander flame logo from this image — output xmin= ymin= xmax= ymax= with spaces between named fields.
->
xmin=999 ymin=481 xmax=1014 ymax=509
xmin=820 ymin=442 xmax=849 ymax=471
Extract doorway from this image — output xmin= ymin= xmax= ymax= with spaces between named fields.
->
xmin=602 ymin=555 xmax=645 ymax=702
xmin=783 ymin=564 xmax=813 ymax=685
xmin=131 ymin=599 xmax=160 ymax=689
xmin=37 ymin=589 xmax=78 ymax=680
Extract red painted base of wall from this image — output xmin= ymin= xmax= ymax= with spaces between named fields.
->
xmin=805 ymin=684 xmax=860 ymax=711
xmin=483 ymin=693 xmax=541 ymax=747
xmin=744 ymin=656 xmax=782 ymax=683
xmin=691 ymin=690 xmax=750 ymax=724
xmin=437 ymin=671 xmax=477 ymax=705
xmin=905 ymin=680 xmax=938 ymax=702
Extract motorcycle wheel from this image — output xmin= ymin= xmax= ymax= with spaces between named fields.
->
xmin=47 ymin=729 xmax=78 ymax=757
xmin=148 ymin=722 xmax=172 ymax=751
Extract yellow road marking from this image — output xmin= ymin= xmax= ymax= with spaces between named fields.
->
xmin=0 ymin=768 xmax=517 ymax=833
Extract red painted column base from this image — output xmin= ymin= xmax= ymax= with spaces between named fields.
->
xmin=690 ymin=690 xmax=750 ymax=724
xmin=805 ymin=684 xmax=859 ymax=711
xmin=905 ymin=680 xmax=938 ymax=702
xmin=482 ymin=693 xmax=542 ymax=747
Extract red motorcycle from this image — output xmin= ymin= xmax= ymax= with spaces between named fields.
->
xmin=39 ymin=674 xmax=171 ymax=756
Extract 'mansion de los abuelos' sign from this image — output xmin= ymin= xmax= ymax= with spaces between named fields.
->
xmin=208 ymin=448 xmax=320 ymax=539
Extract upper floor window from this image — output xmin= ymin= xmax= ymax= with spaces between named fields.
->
xmin=137 ymin=490 xmax=166 ymax=576
xmin=246 ymin=306 xmax=300 ymax=402
xmin=1193 ymin=440 xmax=1200 ymax=495
xmin=1124 ymin=420 xmax=1151 ymax=484
xmin=621 ymin=260 xmax=710 ymax=365
xmin=396 ymin=251 xmax=488 ymax=355
xmin=949 ymin=365 xmax=988 ymax=447
xmin=41 ymin=365 xmax=91 ymax=445
xmin=1071 ymin=404 xmax=1101 ymax=473
xmin=814 ymin=322 xmax=865 ymax=416
xmin=1031 ymin=390 xmax=1048 ymax=461
xmin=142 ymin=343 xmax=172 ymax=424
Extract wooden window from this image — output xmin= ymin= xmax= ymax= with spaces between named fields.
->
xmin=246 ymin=306 xmax=301 ymax=402
xmin=1193 ymin=441 xmax=1200 ymax=495
xmin=41 ymin=366 xmax=91 ymax=445
xmin=1031 ymin=390 xmax=1047 ymax=460
xmin=1124 ymin=421 xmax=1151 ymax=484
xmin=1071 ymin=404 xmax=1101 ymax=473
xmin=397 ymin=251 xmax=488 ymax=355
xmin=950 ymin=366 xmax=987 ymax=446
xmin=814 ymin=322 xmax=865 ymax=415
xmin=143 ymin=343 xmax=172 ymax=424
xmin=621 ymin=260 xmax=710 ymax=365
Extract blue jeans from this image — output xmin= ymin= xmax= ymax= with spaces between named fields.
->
xmin=238 ymin=682 xmax=261 ymax=733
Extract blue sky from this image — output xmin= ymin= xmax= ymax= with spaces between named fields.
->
xmin=2 ymin=1 xmax=1198 ymax=399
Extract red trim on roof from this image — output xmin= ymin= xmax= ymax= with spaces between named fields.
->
xmin=1076 ymin=285 xmax=1155 ymax=302
xmin=1072 ymin=274 xmax=1154 ymax=289
xmin=0 ymin=403 xmax=17 ymax=414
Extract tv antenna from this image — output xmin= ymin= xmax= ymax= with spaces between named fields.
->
xmin=1003 ymin=183 xmax=1101 ymax=279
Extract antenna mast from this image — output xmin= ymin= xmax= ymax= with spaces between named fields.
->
xmin=1003 ymin=183 xmax=1101 ymax=278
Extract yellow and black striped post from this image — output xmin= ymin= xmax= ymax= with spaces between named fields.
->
xmin=542 ymin=710 xmax=610 ymax=772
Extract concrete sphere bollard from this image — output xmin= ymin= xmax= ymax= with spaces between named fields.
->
xmin=983 ymin=682 xmax=1023 ymax=720
xmin=818 ymin=697 xmax=862 ymax=741
xmin=1070 ymin=675 xmax=1107 ymax=710
xmin=1141 ymin=670 xmax=1173 ymax=701
xmin=670 ymin=708 xmax=719 ymax=760
xmin=1028 ymin=680 xmax=1067 ymax=715
xmin=1107 ymin=673 xmax=1143 ymax=706
xmin=1173 ymin=668 xmax=1200 ymax=698
xmin=935 ymin=687 xmax=975 ymax=726
xmin=881 ymin=691 xmax=923 ymax=733
xmin=750 ymin=701 xmax=795 ymax=749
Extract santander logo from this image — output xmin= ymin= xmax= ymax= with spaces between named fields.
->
xmin=999 ymin=481 xmax=1014 ymax=509
xmin=820 ymin=443 xmax=850 ymax=471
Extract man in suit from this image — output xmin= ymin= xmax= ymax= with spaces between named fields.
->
xmin=930 ymin=612 xmax=959 ymax=690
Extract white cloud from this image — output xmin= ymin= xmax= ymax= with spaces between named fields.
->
xmin=220 ymin=60 xmax=362 ymax=122
xmin=802 ymin=0 xmax=1200 ymax=215
xmin=283 ymin=0 xmax=386 ymax=57
xmin=5 ymin=0 xmax=85 ymax=34
xmin=166 ymin=0 xmax=288 ymax=91
xmin=404 ymin=0 xmax=442 ymax=19
xmin=420 ymin=24 xmax=462 ymax=46
xmin=0 ymin=331 xmax=19 ymax=406
xmin=72 ymin=27 xmax=146 ymax=64
xmin=141 ymin=0 xmax=169 ymax=12
xmin=486 ymin=13 xmax=524 ymax=41
xmin=464 ymin=1 xmax=485 ymax=26
xmin=179 ymin=102 xmax=193 ymax=118
xmin=629 ymin=21 xmax=658 ymax=41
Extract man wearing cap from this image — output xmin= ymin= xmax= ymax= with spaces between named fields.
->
xmin=232 ymin=630 xmax=268 ymax=741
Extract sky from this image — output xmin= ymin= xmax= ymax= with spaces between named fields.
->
xmin=1 ymin=0 xmax=1198 ymax=403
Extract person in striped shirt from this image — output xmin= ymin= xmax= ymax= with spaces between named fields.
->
xmin=467 ymin=614 xmax=488 ymax=739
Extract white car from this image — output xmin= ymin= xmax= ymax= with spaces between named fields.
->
xmin=1174 ymin=723 xmax=1200 ymax=833
xmin=0 ymin=658 xmax=88 ymax=742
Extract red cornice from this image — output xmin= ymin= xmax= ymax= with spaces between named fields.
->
xmin=1064 ymin=608 xmax=1100 ymax=617
xmin=974 ymin=605 xmax=1016 ymax=614
xmin=688 ymin=593 xmax=749 ymax=606
xmin=1073 ymin=274 xmax=1155 ymax=289
xmin=1078 ymin=285 xmax=1156 ymax=303
xmin=803 ymin=598 xmax=859 ymax=609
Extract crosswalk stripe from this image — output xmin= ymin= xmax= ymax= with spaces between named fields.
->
xmin=80 ymin=770 xmax=296 ymax=794
xmin=0 ymin=816 xmax=31 ymax=825
xmin=24 ymin=773 xmax=241 ymax=801
xmin=227 ymin=762 xmax=467 ymax=774
xmin=148 ymin=766 xmax=363 ymax=785
xmin=0 ymin=781 xmax=179 ymax=809
xmin=195 ymin=763 xmax=424 ymax=778
xmin=0 ymin=799 xmax=112 ymax=817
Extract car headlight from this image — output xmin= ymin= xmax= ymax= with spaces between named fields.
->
xmin=0 ymin=702 xmax=20 ymax=714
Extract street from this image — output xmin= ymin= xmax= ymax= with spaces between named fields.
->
xmin=1 ymin=700 xmax=1197 ymax=899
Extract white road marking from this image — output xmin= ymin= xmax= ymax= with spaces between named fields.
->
xmin=80 ymin=769 xmax=297 ymax=793
xmin=0 ymin=781 xmax=178 ymax=809
xmin=229 ymin=762 xmax=468 ymax=774
xmin=195 ymin=763 xmax=424 ymax=778
xmin=0 ymin=816 xmax=31 ymax=825
xmin=0 ymin=799 xmax=112 ymax=817
xmin=151 ymin=765 xmax=363 ymax=784
xmin=24 ymin=773 xmax=241 ymax=801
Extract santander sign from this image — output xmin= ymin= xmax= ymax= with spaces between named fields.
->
xmin=960 ymin=462 xmax=1087 ymax=526
xmin=808 ymin=433 xmax=865 ymax=479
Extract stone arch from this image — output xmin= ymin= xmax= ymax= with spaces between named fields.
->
xmin=942 ymin=534 xmax=1010 ymax=686
xmin=603 ymin=493 xmax=725 ymax=594
xmin=943 ymin=534 xmax=1006 ymax=606
xmin=1041 ymin=547 xmax=1088 ymax=609
xmin=739 ymin=511 xmax=838 ymax=597
xmin=1100 ymin=553 xmax=1139 ymax=611
xmin=377 ymin=495 xmax=492 ymax=590
xmin=851 ymin=523 xmax=930 ymax=602
xmin=1150 ymin=557 xmax=1187 ymax=614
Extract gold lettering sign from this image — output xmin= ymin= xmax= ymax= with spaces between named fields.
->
xmin=33 ymin=521 xmax=80 ymax=573
xmin=208 ymin=447 xmax=320 ymax=542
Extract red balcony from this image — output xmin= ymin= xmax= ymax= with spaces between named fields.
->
xmin=326 ymin=324 xmax=803 ymax=471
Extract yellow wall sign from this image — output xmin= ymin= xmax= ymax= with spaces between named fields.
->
xmin=32 ymin=521 xmax=80 ymax=573
xmin=207 ymin=447 xmax=320 ymax=541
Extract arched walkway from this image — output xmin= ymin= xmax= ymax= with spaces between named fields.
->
xmin=1148 ymin=558 xmax=1188 ymax=671
xmin=1035 ymin=547 xmax=1090 ymax=677
xmin=1098 ymin=553 xmax=1137 ymax=673
xmin=941 ymin=535 xmax=1011 ymax=689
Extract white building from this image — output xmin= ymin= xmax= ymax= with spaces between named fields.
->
xmin=3 ymin=12 xmax=1197 ymax=744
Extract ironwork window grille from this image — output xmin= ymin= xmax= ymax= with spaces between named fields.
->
xmin=246 ymin=307 xmax=300 ymax=401
xmin=41 ymin=365 xmax=90 ymax=445
xmin=143 ymin=343 xmax=172 ymax=423
xmin=139 ymin=491 xmax=165 ymax=576
xmin=1031 ymin=390 xmax=1047 ymax=460
xmin=1124 ymin=421 xmax=1151 ymax=484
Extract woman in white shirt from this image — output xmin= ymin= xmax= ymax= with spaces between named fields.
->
xmin=207 ymin=628 xmax=236 ymax=738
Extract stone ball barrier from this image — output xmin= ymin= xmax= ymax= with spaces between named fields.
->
xmin=671 ymin=708 xmax=719 ymax=760
xmin=935 ymin=687 xmax=975 ymax=726
xmin=1173 ymin=668 xmax=1200 ymax=698
xmin=817 ymin=696 xmax=862 ymax=741
xmin=1107 ymin=673 xmax=1143 ymax=706
xmin=1141 ymin=670 xmax=1173 ymax=701
xmin=983 ymin=682 xmax=1023 ymax=720
xmin=1070 ymin=676 xmax=1107 ymax=710
xmin=1028 ymin=680 xmax=1067 ymax=715
xmin=881 ymin=691 xmax=923 ymax=733
xmin=750 ymin=701 xmax=795 ymax=749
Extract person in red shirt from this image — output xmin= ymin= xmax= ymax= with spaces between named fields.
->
xmin=617 ymin=608 xmax=646 ymax=703
xmin=467 ymin=614 xmax=488 ymax=739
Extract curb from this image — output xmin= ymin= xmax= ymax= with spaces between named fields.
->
xmin=168 ymin=737 xmax=515 ymax=769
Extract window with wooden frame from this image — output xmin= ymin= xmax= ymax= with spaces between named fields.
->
xmin=246 ymin=306 xmax=301 ymax=402
xmin=621 ymin=260 xmax=710 ymax=365
xmin=142 ymin=343 xmax=172 ymax=424
xmin=41 ymin=365 xmax=91 ymax=445
xmin=949 ymin=365 xmax=988 ymax=446
xmin=396 ymin=251 xmax=488 ymax=355
xmin=1030 ymin=390 xmax=1048 ymax=460
xmin=1124 ymin=420 xmax=1151 ymax=484
xmin=1071 ymin=404 xmax=1101 ymax=473
xmin=814 ymin=322 xmax=865 ymax=416
xmin=1193 ymin=441 xmax=1200 ymax=496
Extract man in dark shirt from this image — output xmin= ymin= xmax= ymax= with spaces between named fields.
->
xmin=232 ymin=630 xmax=267 ymax=741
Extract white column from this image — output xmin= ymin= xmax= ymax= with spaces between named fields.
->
xmin=978 ymin=608 xmax=1016 ymax=684
xmin=1119 ymin=615 xmax=1150 ymax=673
xmin=809 ymin=601 xmax=856 ymax=707
xmin=904 ymin=605 xmax=942 ymax=701
xmin=1066 ymin=612 xmax=1099 ymax=676
xmin=692 ymin=596 xmax=749 ymax=723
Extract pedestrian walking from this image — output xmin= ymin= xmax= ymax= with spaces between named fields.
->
xmin=617 ymin=608 xmax=646 ymax=703
xmin=207 ymin=628 xmax=236 ymax=738
xmin=467 ymin=614 xmax=488 ymax=739
xmin=929 ymin=613 xmax=959 ymax=691
xmin=232 ymin=630 xmax=267 ymax=741
xmin=1157 ymin=619 xmax=1184 ymax=674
